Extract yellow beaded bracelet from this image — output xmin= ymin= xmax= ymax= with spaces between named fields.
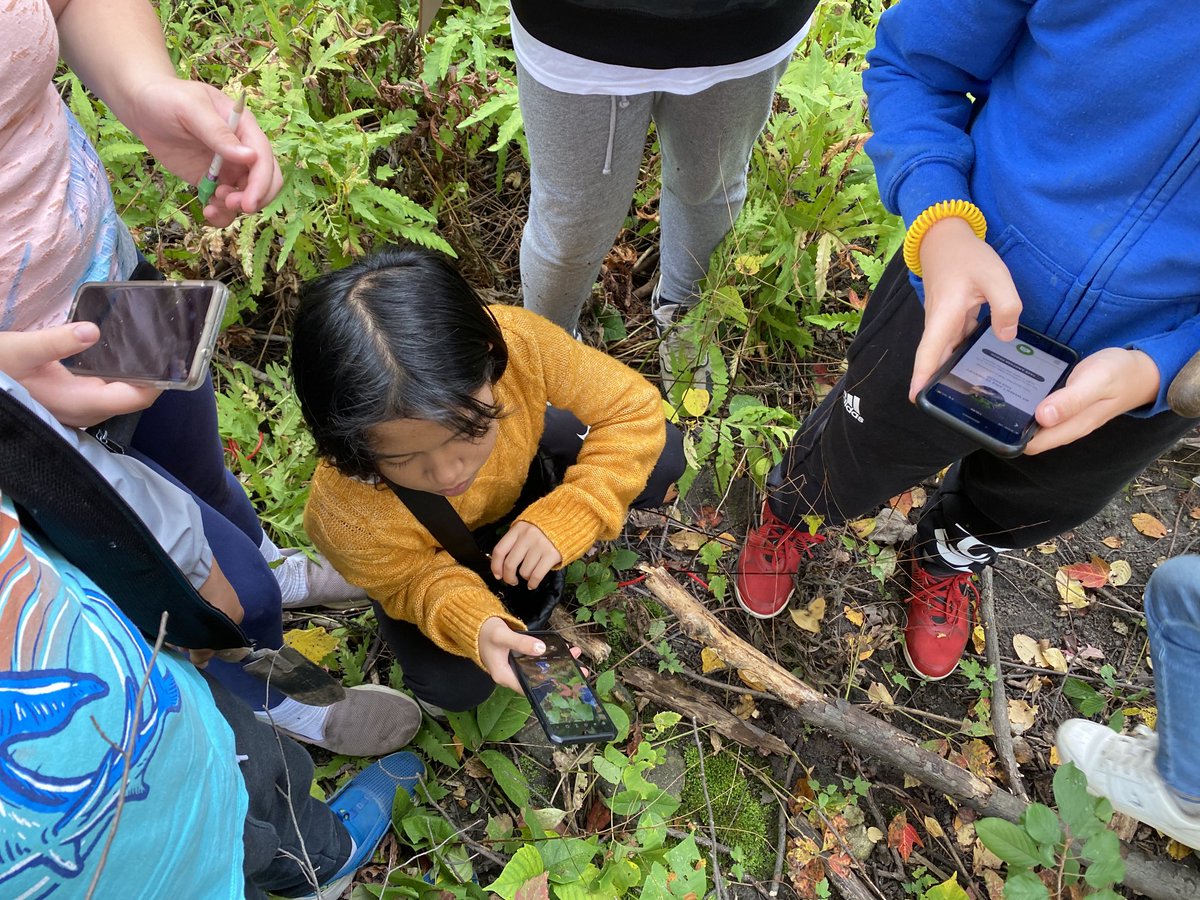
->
xmin=902 ymin=199 xmax=988 ymax=277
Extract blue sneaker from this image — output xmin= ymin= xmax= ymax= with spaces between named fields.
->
xmin=293 ymin=751 xmax=425 ymax=899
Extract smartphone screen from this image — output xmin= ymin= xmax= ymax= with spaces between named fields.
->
xmin=920 ymin=321 xmax=1076 ymax=453
xmin=64 ymin=281 xmax=226 ymax=387
xmin=511 ymin=633 xmax=616 ymax=744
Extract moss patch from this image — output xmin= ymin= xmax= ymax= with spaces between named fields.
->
xmin=680 ymin=746 xmax=774 ymax=876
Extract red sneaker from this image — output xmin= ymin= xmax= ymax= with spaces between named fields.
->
xmin=735 ymin=503 xmax=825 ymax=619
xmin=902 ymin=557 xmax=979 ymax=680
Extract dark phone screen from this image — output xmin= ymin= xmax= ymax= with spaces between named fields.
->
xmin=65 ymin=283 xmax=216 ymax=382
xmin=924 ymin=325 xmax=1073 ymax=446
xmin=512 ymin=637 xmax=610 ymax=738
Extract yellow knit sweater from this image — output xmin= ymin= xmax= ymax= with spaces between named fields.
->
xmin=304 ymin=305 xmax=666 ymax=667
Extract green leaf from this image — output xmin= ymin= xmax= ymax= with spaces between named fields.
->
xmin=446 ymin=708 xmax=483 ymax=752
xmin=478 ymin=749 xmax=531 ymax=809
xmin=486 ymin=845 xmax=545 ymax=900
xmin=538 ymin=836 xmax=599 ymax=881
xmin=1063 ymin=677 xmax=1106 ymax=717
xmin=975 ymin=818 xmax=1042 ymax=868
xmin=1002 ymin=869 xmax=1050 ymax=900
xmin=609 ymin=548 xmax=640 ymax=570
xmin=1022 ymin=803 xmax=1063 ymax=846
xmin=411 ymin=718 xmax=460 ymax=769
xmin=476 ymin=688 xmax=531 ymax=743
xmin=1082 ymin=830 xmax=1125 ymax=888
xmin=1054 ymin=763 xmax=1103 ymax=839
xmin=921 ymin=874 xmax=970 ymax=900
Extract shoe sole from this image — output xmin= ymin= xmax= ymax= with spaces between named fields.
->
xmin=901 ymin=640 xmax=959 ymax=682
xmin=733 ymin=582 xmax=792 ymax=620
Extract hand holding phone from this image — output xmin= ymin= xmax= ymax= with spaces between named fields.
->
xmin=64 ymin=280 xmax=230 ymax=390
xmin=510 ymin=631 xmax=616 ymax=745
xmin=916 ymin=318 xmax=1077 ymax=457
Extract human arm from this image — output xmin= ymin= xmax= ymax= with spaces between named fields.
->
xmin=502 ymin=308 xmax=667 ymax=566
xmin=865 ymin=0 xmax=1033 ymax=395
xmin=304 ymin=467 xmax=526 ymax=669
xmin=49 ymin=0 xmax=282 ymax=225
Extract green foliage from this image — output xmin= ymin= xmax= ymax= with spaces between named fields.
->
xmin=214 ymin=360 xmax=319 ymax=545
xmin=480 ymin=712 xmax=707 ymax=898
xmin=565 ymin=547 xmax=639 ymax=628
xmin=975 ymin=763 xmax=1126 ymax=897
xmin=676 ymin=393 xmax=799 ymax=498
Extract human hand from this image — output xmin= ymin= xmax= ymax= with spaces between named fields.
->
xmin=1025 ymin=348 xmax=1160 ymax=455
xmin=490 ymin=521 xmax=562 ymax=589
xmin=909 ymin=217 xmax=1023 ymax=401
xmin=0 ymin=323 xmax=160 ymax=426
xmin=123 ymin=79 xmax=282 ymax=226
xmin=477 ymin=618 xmax=584 ymax=691
xmin=188 ymin=558 xmax=245 ymax=666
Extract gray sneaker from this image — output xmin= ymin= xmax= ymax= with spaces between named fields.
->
xmin=279 ymin=548 xmax=369 ymax=610
xmin=278 ymin=685 xmax=422 ymax=757
xmin=651 ymin=297 xmax=713 ymax=401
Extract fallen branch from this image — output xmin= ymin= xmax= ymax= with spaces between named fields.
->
xmin=621 ymin=666 xmax=791 ymax=757
xmin=979 ymin=568 xmax=1029 ymax=800
xmin=549 ymin=607 xmax=612 ymax=664
xmin=640 ymin=565 xmax=1200 ymax=900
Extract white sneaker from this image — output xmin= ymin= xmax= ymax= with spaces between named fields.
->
xmin=1056 ymin=719 xmax=1200 ymax=849
xmin=651 ymin=297 xmax=713 ymax=401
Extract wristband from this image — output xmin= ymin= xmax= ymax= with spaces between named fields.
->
xmin=902 ymin=200 xmax=988 ymax=277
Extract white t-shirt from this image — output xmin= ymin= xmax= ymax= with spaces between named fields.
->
xmin=510 ymin=11 xmax=812 ymax=97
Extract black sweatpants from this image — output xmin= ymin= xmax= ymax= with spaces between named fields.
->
xmin=204 ymin=674 xmax=353 ymax=899
xmin=376 ymin=406 xmax=686 ymax=711
xmin=769 ymin=251 xmax=1198 ymax=574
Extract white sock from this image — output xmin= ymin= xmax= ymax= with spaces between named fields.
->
xmin=256 ymin=696 xmax=332 ymax=742
xmin=259 ymin=533 xmax=309 ymax=605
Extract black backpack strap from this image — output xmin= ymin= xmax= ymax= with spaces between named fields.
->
xmin=0 ymin=387 xmax=248 ymax=650
xmin=384 ymin=480 xmax=493 ymax=577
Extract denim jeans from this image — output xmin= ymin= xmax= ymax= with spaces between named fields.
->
xmin=1144 ymin=555 xmax=1200 ymax=801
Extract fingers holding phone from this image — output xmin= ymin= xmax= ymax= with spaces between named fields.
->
xmin=509 ymin=630 xmax=615 ymax=745
xmin=0 ymin=323 xmax=161 ymax=427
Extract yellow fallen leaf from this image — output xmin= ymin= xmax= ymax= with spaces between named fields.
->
xmin=971 ymin=624 xmax=985 ymax=654
xmin=1036 ymin=541 xmax=1058 ymax=554
xmin=962 ymin=739 xmax=1001 ymax=782
xmin=924 ymin=816 xmax=945 ymax=839
xmin=738 ymin=669 xmax=767 ymax=691
xmin=1123 ymin=706 xmax=1158 ymax=729
xmin=1055 ymin=569 xmax=1089 ymax=608
xmin=283 ymin=625 xmax=340 ymax=664
xmin=733 ymin=693 xmax=757 ymax=721
xmin=1049 ymin=745 xmax=1061 ymax=766
xmin=667 ymin=530 xmax=708 ymax=551
xmin=789 ymin=596 xmax=826 ymax=634
xmin=866 ymin=682 xmax=894 ymax=707
xmin=733 ymin=253 xmax=767 ymax=276
xmin=844 ymin=605 xmax=865 ymax=627
xmin=1101 ymin=535 xmax=1123 ymax=549
xmin=1013 ymin=633 xmax=1041 ymax=666
xmin=910 ymin=486 xmax=928 ymax=509
xmin=1166 ymin=840 xmax=1194 ymax=860
xmin=680 ymin=387 xmax=711 ymax=417
xmin=858 ymin=647 xmax=875 ymax=661
xmin=1007 ymin=699 xmax=1038 ymax=735
xmin=866 ymin=826 xmax=885 ymax=843
xmin=802 ymin=513 xmax=824 ymax=534
xmin=1041 ymin=646 xmax=1069 ymax=673
xmin=700 ymin=647 xmax=727 ymax=674
xmin=848 ymin=517 xmax=876 ymax=539
xmin=1108 ymin=559 xmax=1132 ymax=587
xmin=1131 ymin=512 xmax=1167 ymax=539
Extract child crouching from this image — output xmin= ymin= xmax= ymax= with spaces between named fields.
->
xmin=292 ymin=246 xmax=684 ymax=711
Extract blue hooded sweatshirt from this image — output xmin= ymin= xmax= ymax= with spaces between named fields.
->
xmin=864 ymin=0 xmax=1200 ymax=416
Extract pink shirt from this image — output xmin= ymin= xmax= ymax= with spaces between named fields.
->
xmin=1 ymin=0 xmax=136 ymax=332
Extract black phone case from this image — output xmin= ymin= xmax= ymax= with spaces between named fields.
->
xmin=916 ymin=318 xmax=1077 ymax=457
xmin=510 ymin=632 xmax=616 ymax=745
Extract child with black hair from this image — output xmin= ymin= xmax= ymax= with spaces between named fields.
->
xmin=292 ymin=246 xmax=685 ymax=711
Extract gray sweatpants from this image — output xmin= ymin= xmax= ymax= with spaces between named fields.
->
xmin=517 ymin=57 xmax=791 ymax=330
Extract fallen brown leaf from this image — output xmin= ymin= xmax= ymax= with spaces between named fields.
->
xmin=1131 ymin=512 xmax=1167 ymax=539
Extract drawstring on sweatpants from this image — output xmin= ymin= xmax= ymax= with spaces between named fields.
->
xmin=601 ymin=96 xmax=630 ymax=176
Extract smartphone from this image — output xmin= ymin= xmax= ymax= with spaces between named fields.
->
xmin=510 ymin=631 xmax=617 ymax=745
xmin=64 ymin=280 xmax=230 ymax=390
xmin=916 ymin=318 xmax=1078 ymax=457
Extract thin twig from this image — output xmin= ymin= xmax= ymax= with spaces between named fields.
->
xmin=420 ymin=787 xmax=509 ymax=868
xmin=692 ymin=717 xmax=728 ymax=900
xmin=769 ymin=753 xmax=798 ymax=897
xmin=86 ymin=612 xmax=170 ymax=898
xmin=979 ymin=568 xmax=1029 ymax=800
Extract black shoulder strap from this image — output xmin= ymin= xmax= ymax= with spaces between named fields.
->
xmin=0 ymin=387 xmax=248 ymax=650
xmin=384 ymin=480 xmax=493 ymax=577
